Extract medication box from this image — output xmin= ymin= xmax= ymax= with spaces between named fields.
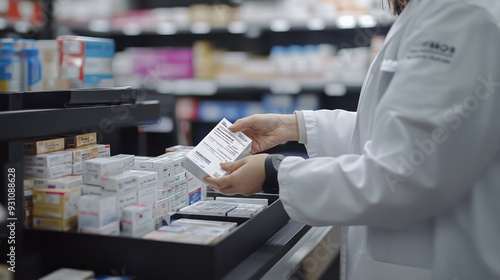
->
xmin=67 ymin=145 xmax=99 ymax=163
xmin=33 ymin=188 xmax=81 ymax=219
xmin=184 ymin=118 xmax=252 ymax=181
xmin=128 ymin=170 xmax=158 ymax=190
xmin=82 ymin=185 xmax=102 ymax=195
xmin=111 ymin=154 xmax=135 ymax=171
xmin=33 ymin=216 xmax=77 ymax=231
xmin=58 ymin=36 xmax=115 ymax=88
xmin=78 ymin=195 xmax=118 ymax=229
xmin=24 ymin=138 xmax=65 ymax=155
xmin=80 ymin=220 xmax=120 ymax=236
xmin=24 ymin=150 xmax=73 ymax=167
xmin=83 ymin=157 xmax=124 ymax=185
xmin=64 ymin=132 xmax=97 ymax=148
xmin=121 ymin=204 xmax=154 ymax=237
xmin=25 ymin=164 xmax=72 ymax=179
xmin=101 ymin=171 xmax=137 ymax=192
xmin=45 ymin=175 xmax=83 ymax=189
xmin=102 ymin=190 xmax=137 ymax=218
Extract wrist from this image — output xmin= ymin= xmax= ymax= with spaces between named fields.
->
xmin=282 ymin=114 xmax=300 ymax=142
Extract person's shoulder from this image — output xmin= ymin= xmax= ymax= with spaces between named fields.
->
xmin=418 ymin=0 xmax=500 ymax=24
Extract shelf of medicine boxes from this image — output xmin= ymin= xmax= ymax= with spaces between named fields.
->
xmin=63 ymin=14 xmax=394 ymax=37
xmin=153 ymin=79 xmax=363 ymax=96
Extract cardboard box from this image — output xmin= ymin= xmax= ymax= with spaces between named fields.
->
xmin=33 ymin=216 xmax=77 ymax=231
xmin=78 ymin=195 xmax=118 ymax=229
xmin=128 ymin=170 xmax=158 ymax=190
xmin=64 ymin=132 xmax=97 ymax=148
xmin=24 ymin=151 xmax=73 ymax=167
xmin=227 ymin=204 xmax=265 ymax=218
xmin=178 ymin=201 xmax=237 ymax=217
xmin=33 ymin=188 xmax=81 ymax=219
xmin=102 ymin=190 xmax=137 ymax=218
xmin=97 ymin=144 xmax=111 ymax=158
xmin=67 ymin=145 xmax=99 ymax=163
xmin=72 ymin=162 xmax=83 ymax=175
xmin=58 ymin=36 xmax=115 ymax=88
xmin=184 ymin=118 xmax=251 ymax=181
xmin=138 ymin=157 xmax=173 ymax=180
xmin=24 ymin=178 xmax=34 ymax=190
xmin=24 ymin=138 xmax=65 ymax=155
xmin=79 ymin=220 xmax=120 ymax=236
xmin=82 ymin=185 xmax=102 ymax=195
xmin=83 ymin=157 xmax=124 ymax=185
xmin=134 ymin=156 xmax=153 ymax=170
xmin=137 ymin=185 xmax=157 ymax=214
xmin=101 ymin=171 xmax=137 ymax=192
xmin=111 ymin=154 xmax=135 ymax=171
xmin=157 ymin=152 xmax=187 ymax=175
xmin=25 ymin=164 xmax=72 ymax=179
xmin=171 ymin=218 xmax=237 ymax=234
xmin=155 ymin=196 xmax=175 ymax=217
xmin=44 ymin=175 xmax=83 ymax=189
xmin=122 ymin=204 xmax=153 ymax=225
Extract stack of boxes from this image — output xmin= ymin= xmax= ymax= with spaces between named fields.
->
xmin=23 ymin=179 xmax=34 ymax=228
xmin=77 ymin=195 xmax=119 ymax=235
xmin=33 ymin=188 xmax=81 ymax=231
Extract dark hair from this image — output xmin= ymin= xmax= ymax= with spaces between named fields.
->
xmin=388 ymin=0 xmax=410 ymax=15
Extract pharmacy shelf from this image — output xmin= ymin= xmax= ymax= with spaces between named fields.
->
xmin=0 ymin=100 xmax=160 ymax=142
xmin=63 ymin=15 xmax=394 ymax=37
xmin=154 ymin=79 xmax=363 ymax=96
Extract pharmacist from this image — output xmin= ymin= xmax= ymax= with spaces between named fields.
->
xmin=204 ymin=0 xmax=500 ymax=279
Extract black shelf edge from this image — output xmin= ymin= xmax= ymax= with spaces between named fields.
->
xmin=0 ymin=101 xmax=160 ymax=141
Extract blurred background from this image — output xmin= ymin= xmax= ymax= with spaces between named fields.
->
xmin=1 ymin=0 xmax=393 ymax=156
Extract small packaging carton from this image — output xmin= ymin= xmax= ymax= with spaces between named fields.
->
xmin=128 ymin=170 xmax=158 ymax=190
xmin=24 ymin=138 xmax=65 ymax=155
xmin=121 ymin=204 xmax=154 ymax=237
xmin=25 ymin=164 xmax=72 ymax=179
xmin=184 ymin=118 xmax=251 ymax=181
xmin=33 ymin=216 xmax=77 ymax=231
xmin=83 ymin=157 xmax=124 ymax=185
xmin=101 ymin=171 xmax=138 ymax=192
xmin=82 ymin=185 xmax=102 ymax=195
xmin=111 ymin=154 xmax=135 ymax=171
xmin=77 ymin=195 xmax=118 ymax=229
xmin=33 ymin=188 xmax=81 ymax=219
xmin=46 ymin=175 xmax=83 ymax=189
xmin=102 ymin=190 xmax=137 ymax=218
xmin=79 ymin=220 xmax=120 ymax=236
xmin=24 ymin=150 xmax=73 ymax=167
xmin=64 ymin=132 xmax=97 ymax=148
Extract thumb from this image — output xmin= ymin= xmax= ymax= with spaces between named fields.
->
xmin=229 ymin=117 xmax=252 ymax=132
xmin=220 ymin=159 xmax=246 ymax=172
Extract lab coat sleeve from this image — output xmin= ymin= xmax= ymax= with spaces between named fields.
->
xmin=279 ymin=4 xmax=500 ymax=228
xmin=302 ymin=109 xmax=357 ymax=158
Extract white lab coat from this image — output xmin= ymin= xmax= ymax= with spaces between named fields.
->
xmin=279 ymin=0 xmax=500 ymax=279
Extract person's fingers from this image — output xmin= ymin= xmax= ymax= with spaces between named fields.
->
xmin=220 ymin=159 xmax=246 ymax=172
xmin=229 ymin=117 xmax=254 ymax=132
xmin=203 ymin=174 xmax=232 ymax=189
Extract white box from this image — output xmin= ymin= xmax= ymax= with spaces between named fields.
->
xmin=157 ymin=152 xmax=187 ymax=174
xmin=128 ymin=170 xmax=158 ymax=190
xmin=111 ymin=154 xmax=135 ymax=171
xmin=122 ymin=219 xmax=154 ymax=238
xmin=81 ymin=185 xmax=102 ymax=195
xmin=134 ymin=156 xmax=153 ymax=170
xmin=72 ymin=162 xmax=83 ymax=175
xmin=24 ymin=151 xmax=73 ymax=167
xmin=227 ymin=204 xmax=265 ymax=218
xmin=97 ymin=144 xmax=111 ymax=158
xmin=137 ymin=185 xmax=157 ymax=214
xmin=184 ymin=118 xmax=252 ymax=181
xmin=80 ymin=220 xmax=120 ymax=236
xmin=46 ymin=175 xmax=83 ymax=189
xmin=101 ymin=171 xmax=138 ymax=192
xmin=139 ymin=157 xmax=173 ymax=180
xmin=77 ymin=195 xmax=118 ymax=229
xmin=33 ymin=178 xmax=49 ymax=188
xmin=25 ymin=164 xmax=73 ymax=179
xmin=102 ymin=190 xmax=137 ymax=218
xmin=215 ymin=197 xmax=268 ymax=206
xmin=178 ymin=201 xmax=237 ymax=216
xmin=157 ymin=188 xmax=169 ymax=201
xmin=155 ymin=196 xmax=174 ymax=217
xmin=122 ymin=204 xmax=153 ymax=224
xmin=83 ymin=158 xmax=124 ymax=185
xmin=40 ymin=268 xmax=94 ymax=280
xmin=170 ymin=218 xmax=237 ymax=234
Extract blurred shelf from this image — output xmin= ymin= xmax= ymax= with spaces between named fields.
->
xmin=61 ymin=14 xmax=394 ymax=37
xmin=150 ymin=79 xmax=363 ymax=96
xmin=0 ymin=100 xmax=160 ymax=141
